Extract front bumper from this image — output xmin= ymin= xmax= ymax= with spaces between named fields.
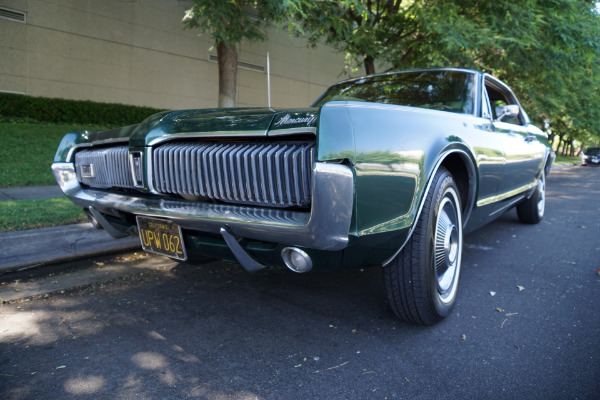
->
xmin=52 ymin=162 xmax=354 ymax=251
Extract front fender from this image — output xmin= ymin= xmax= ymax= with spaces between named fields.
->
xmin=380 ymin=146 xmax=477 ymax=266
xmin=343 ymin=102 xmax=477 ymax=235
xmin=316 ymin=101 xmax=480 ymax=265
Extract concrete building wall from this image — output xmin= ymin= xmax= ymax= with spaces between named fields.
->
xmin=0 ymin=0 xmax=347 ymax=110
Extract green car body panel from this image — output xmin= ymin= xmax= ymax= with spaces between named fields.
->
xmin=52 ymin=69 xmax=553 ymax=273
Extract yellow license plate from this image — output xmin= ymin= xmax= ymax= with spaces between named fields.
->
xmin=136 ymin=216 xmax=187 ymax=261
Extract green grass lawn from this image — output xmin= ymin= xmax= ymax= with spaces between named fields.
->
xmin=0 ymin=121 xmax=102 ymax=188
xmin=0 ymin=197 xmax=87 ymax=232
xmin=0 ymin=122 xmax=97 ymax=231
xmin=553 ymin=155 xmax=581 ymax=166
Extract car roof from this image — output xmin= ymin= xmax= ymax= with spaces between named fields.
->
xmin=331 ymin=68 xmax=481 ymax=87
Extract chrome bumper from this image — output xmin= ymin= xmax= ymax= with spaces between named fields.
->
xmin=52 ymin=162 xmax=354 ymax=251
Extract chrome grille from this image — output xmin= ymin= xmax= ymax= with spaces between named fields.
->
xmin=152 ymin=141 xmax=315 ymax=207
xmin=75 ymin=146 xmax=135 ymax=189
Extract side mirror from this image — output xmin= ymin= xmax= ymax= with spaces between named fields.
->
xmin=495 ymin=104 xmax=520 ymax=122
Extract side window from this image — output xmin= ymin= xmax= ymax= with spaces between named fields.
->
xmin=484 ymin=79 xmax=523 ymax=125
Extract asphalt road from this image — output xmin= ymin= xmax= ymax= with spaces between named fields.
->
xmin=1 ymin=166 xmax=599 ymax=400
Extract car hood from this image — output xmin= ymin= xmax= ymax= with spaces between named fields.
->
xmin=125 ymin=107 xmax=319 ymax=147
xmin=54 ymin=107 xmax=319 ymax=162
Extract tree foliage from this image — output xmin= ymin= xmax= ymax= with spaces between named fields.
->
xmin=293 ymin=0 xmax=423 ymax=74
xmin=430 ymin=0 xmax=600 ymax=149
xmin=183 ymin=1 xmax=599 ymax=143
xmin=292 ymin=0 xmax=600 ymax=145
xmin=183 ymin=0 xmax=296 ymax=107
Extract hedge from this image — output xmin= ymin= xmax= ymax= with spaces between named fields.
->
xmin=0 ymin=92 xmax=164 ymax=126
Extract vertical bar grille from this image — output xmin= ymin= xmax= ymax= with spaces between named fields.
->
xmin=152 ymin=141 xmax=315 ymax=207
xmin=75 ymin=146 xmax=135 ymax=189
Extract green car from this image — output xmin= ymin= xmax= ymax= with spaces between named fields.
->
xmin=52 ymin=68 xmax=554 ymax=325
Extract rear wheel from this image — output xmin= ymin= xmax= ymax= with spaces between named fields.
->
xmin=517 ymin=171 xmax=545 ymax=224
xmin=383 ymin=167 xmax=463 ymax=325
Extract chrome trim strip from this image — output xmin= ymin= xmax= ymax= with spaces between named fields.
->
xmin=268 ymin=127 xmax=317 ymax=136
xmin=129 ymin=151 xmax=144 ymax=188
xmin=51 ymin=162 xmax=354 ymax=251
xmin=147 ymin=146 xmax=159 ymax=194
xmin=488 ymin=195 xmax=526 ymax=217
xmin=146 ymin=128 xmax=316 ymax=147
xmin=147 ymin=131 xmax=267 ymax=146
xmin=66 ymin=138 xmax=129 ymax=163
xmin=476 ymin=181 xmax=537 ymax=207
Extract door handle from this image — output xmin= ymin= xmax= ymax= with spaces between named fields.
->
xmin=524 ymin=135 xmax=537 ymax=142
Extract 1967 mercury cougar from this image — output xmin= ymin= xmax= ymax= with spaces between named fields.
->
xmin=52 ymin=68 xmax=554 ymax=325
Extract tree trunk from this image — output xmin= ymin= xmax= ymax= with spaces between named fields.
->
xmin=562 ymin=139 xmax=570 ymax=156
xmin=364 ymin=55 xmax=375 ymax=75
xmin=217 ymin=41 xmax=237 ymax=108
xmin=547 ymin=131 xmax=555 ymax=146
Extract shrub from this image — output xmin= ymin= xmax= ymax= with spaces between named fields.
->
xmin=0 ymin=92 xmax=164 ymax=126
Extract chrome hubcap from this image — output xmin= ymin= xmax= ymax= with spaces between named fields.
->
xmin=537 ymin=175 xmax=545 ymax=217
xmin=434 ymin=190 xmax=462 ymax=304
xmin=445 ymin=224 xmax=459 ymax=265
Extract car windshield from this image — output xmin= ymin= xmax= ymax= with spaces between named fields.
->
xmin=585 ymin=147 xmax=600 ymax=156
xmin=312 ymin=70 xmax=476 ymax=115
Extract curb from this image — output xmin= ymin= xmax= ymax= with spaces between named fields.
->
xmin=0 ymin=223 xmax=140 ymax=273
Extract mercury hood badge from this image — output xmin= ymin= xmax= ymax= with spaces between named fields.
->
xmin=274 ymin=114 xmax=316 ymax=127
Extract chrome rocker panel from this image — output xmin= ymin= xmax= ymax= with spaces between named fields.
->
xmin=52 ymin=162 xmax=354 ymax=251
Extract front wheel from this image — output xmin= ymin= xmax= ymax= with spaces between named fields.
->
xmin=517 ymin=171 xmax=545 ymax=224
xmin=383 ymin=167 xmax=463 ymax=325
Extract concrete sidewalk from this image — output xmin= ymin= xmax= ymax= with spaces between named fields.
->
xmin=0 ymin=185 xmax=140 ymax=272
xmin=0 ymin=185 xmax=64 ymax=201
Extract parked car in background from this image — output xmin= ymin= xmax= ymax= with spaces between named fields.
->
xmin=52 ymin=68 xmax=554 ymax=325
xmin=581 ymin=147 xmax=600 ymax=166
